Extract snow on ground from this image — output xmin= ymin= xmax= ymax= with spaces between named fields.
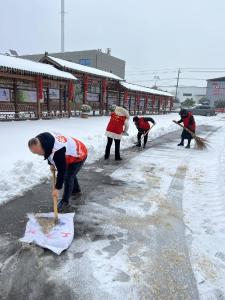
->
xmin=110 ymin=116 xmax=225 ymax=298
xmin=0 ymin=113 xmax=220 ymax=205
xmin=183 ymin=117 xmax=225 ymax=299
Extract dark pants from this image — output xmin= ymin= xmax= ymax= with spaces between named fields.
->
xmin=62 ymin=158 xmax=86 ymax=203
xmin=105 ymin=137 xmax=121 ymax=160
xmin=180 ymin=129 xmax=194 ymax=145
xmin=137 ymin=130 xmax=148 ymax=146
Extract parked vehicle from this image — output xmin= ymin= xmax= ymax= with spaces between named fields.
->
xmin=188 ymin=105 xmax=216 ymax=116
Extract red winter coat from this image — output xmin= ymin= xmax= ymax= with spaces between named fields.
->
xmin=106 ymin=112 xmax=126 ymax=135
xmin=183 ymin=112 xmax=196 ymax=131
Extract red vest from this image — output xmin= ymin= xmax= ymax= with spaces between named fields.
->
xmin=48 ymin=132 xmax=88 ymax=165
xmin=138 ymin=117 xmax=150 ymax=130
xmin=106 ymin=112 xmax=126 ymax=135
xmin=183 ymin=112 xmax=196 ymax=131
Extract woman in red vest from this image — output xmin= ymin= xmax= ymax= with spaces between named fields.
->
xmin=105 ymin=106 xmax=130 ymax=160
xmin=176 ymin=109 xmax=196 ymax=148
xmin=133 ymin=116 xmax=156 ymax=148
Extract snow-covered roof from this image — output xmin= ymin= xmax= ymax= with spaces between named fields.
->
xmin=120 ymin=81 xmax=173 ymax=97
xmin=0 ymin=54 xmax=76 ymax=81
xmin=46 ymin=55 xmax=123 ymax=81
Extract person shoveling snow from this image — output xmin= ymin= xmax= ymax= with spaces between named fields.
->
xmin=20 ymin=131 xmax=87 ymax=254
xmin=20 ymin=167 xmax=75 ymax=255
xmin=28 ymin=131 xmax=88 ymax=212
xmin=133 ymin=115 xmax=156 ymax=148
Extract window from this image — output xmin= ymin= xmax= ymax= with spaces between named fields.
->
xmin=183 ymin=93 xmax=192 ymax=97
xmin=79 ymin=59 xmax=91 ymax=66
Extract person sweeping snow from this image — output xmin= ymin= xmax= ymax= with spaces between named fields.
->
xmin=105 ymin=106 xmax=130 ymax=160
xmin=28 ymin=132 xmax=87 ymax=212
xmin=133 ymin=116 xmax=156 ymax=148
xmin=174 ymin=109 xmax=196 ymax=149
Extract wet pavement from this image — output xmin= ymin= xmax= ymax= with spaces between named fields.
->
xmin=0 ymin=126 xmax=216 ymax=300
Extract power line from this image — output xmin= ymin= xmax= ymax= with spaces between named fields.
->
xmin=126 ymin=68 xmax=225 ymax=76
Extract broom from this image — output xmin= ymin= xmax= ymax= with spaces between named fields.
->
xmin=173 ymin=120 xmax=208 ymax=150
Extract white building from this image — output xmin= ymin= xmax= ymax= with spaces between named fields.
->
xmin=172 ymin=86 xmax=206 ymax=104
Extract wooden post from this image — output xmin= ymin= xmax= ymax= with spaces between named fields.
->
xmin=83 ymin=74 xmax=88 ymax=104
xmin=59 ymin=85 xmax=63 ymax=116
xmin=46 ymin=86 xmax=50 ymax=114
xmin=100 ymin=79 xmax=107 ymax=115
xmin=128 ymin=94 xmax=131 ymax=114
xmin=124 ymin=90 xmax=128 ymax=110
xmin=68 ymin=81 xmax=75 ymax=118
xmin=151 ymin=96 xmax=154 ymax=113
xmin=144 ymin=95 xmax=148 ymax=114
xmin=134 ymin=93 xmax=137 ymax=116
xmin=106 ymin=88 xmax=109 ymax=113
xmin=158 ymin=97 xmax=160 ymax=113
xmin=118 ymin=90 xmax=121 ymax=106
xmin=13 ymin=79 xmax=18 ymax=118
xmin=36 ymin=76 xmax=43 ymax=119
xmin=63 ymin=85 xmax=67 ymax=112
xmin=170 ymin=97 xmax=173 ymax=111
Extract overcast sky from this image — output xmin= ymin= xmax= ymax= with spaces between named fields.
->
xmin=1 ymin=0 xmax=225 ymax=90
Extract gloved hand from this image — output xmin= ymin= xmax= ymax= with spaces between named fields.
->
xmin=50 ymin=165 xmax=56 ymax=172
xmin=123 ymin=132 xmax=129 ymax=136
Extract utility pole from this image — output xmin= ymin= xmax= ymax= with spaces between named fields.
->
xmin=61 ymin=0 xmax=65 ymax=52
xmin=175 ymin=68 xmax=181 ymax=102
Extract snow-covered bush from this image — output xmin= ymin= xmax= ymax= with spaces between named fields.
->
xmin=81 ymin=104 xmax=92 ymax=113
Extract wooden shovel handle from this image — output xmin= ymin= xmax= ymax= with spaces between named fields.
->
xmin=52 ymin=169 xmax=58 ymax=221
xmin=142 ymin=123 xmax=155 ymax=138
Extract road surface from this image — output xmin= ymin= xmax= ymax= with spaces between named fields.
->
xmin=0 ymin=125 xmax=217 ymax=300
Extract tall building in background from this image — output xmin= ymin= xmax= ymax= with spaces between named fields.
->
xmin=207 ymin=77 xmax=225 ymax=107
xmin=21 ymin=49 xmax=126 ymax=79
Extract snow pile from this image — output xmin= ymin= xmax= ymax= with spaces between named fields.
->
xmin=183 ymin=119 xmax=225 ymax=298
xmin=0 ymin=113 xmax=221 ymax=205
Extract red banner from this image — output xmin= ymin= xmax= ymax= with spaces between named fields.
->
xmin=152 ymin=95 xmax=155 ymax=111
xmin=37 ymin=76 xmax=43 ymax=100
xmin=136 ymin=95 xmax=141 ymax=105
xmin=68 ymin=81 xmax=74 ymax=101
xmin=124 ymin=90 xmax=128 ymax=104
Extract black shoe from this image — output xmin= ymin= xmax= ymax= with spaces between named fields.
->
xmin=136 ymin=143 xmax=141 ymax=147
xmin=177 ymin=143 xmax=184 ymax=146
xmin=58 ymin=200 xmax=71 ymax=212
xmin=185 ymin=144 xmax=190 ymax=149
xmin=143 ymin=144 xmax=146 ymax=148
xmin=72 ymin=191 xmax=82 ymax=196
xmin=104 ymin=155 xmax=109 ymax=160
xmin=115 ymin=157 xmax=122 ymax=161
